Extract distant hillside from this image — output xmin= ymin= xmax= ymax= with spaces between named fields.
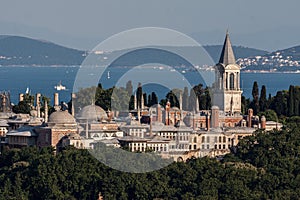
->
xmin=204 ymin=45 xmax=268 ymax=63
xmin=238 ymin=45 xmax=300 ymax=71
xmin=0 ymin=35 xmax=268 ymax=67
xmin=92 ymin=45 xmax=268 ymax=67
xmin=0 ymin=35 xmax=85 ymax=65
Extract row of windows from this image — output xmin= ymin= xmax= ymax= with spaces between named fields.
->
xmin=9 ymin=136 xmax=27 ymax=144
xmin=201 ymin=136 xmax=231 ymax=143
xmin=170 ymin=144 xmax=189 ymax=150
xmin=132 ymin=146 xmax=167 ymax=152
xmin=201 ymin=144 xmax=231 ymax=150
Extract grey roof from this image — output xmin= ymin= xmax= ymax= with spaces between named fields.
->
xmin=0 ymin=120 xmax=9 ymax=127
xmin=7 ymin=126 xmax=38 ymax=137
xmin=77 ymin=105 xmax=107 ymax=121
xmin=48 ymin=110 xmax=76 ymax=124
xmin=146 ymin=135 xmax=170 ymax=143
xmin=219 ymin=31 xmax=236 ymax=65
xmin=118 ymin=136 xmax=149 ymax=142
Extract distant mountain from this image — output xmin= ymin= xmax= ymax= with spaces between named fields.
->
xmin=237 ymin=45 xmax=300 ymax=71
xmin=0 ymin=35 xmax=268 ymax=67
xmin=204 ymin=45 xmax=268 ymax=63
xmin=90 ymin=45 xmax=268 ymax=67
xmin=0 ymin=35 xmax=86 ymax=66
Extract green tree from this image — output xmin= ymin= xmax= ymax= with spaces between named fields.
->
xmin=270 ymin=91 xmax=287 ymax=117
xmin=251 ymin=81 xmax=259 ymax=114
xmin=259 ymin=85 xmax=267 ymax=112
xmin=13 ymin=93 xmax=34 ymax=114
xmin=125 ymin=80 xmax=133 ymax=96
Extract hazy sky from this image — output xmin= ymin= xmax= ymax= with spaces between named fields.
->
xmin=1 ymin=0 xmax=300 ymax=51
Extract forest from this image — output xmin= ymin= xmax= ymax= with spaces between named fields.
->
xmin=0 ymin=117 xmax=300 ymax=199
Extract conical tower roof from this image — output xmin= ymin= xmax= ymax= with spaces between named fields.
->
xmin=219 ymin=31 xmax=236 ymax=65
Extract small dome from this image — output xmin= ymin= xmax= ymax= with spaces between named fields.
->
xmin=49 ymin=110 xmax=76 ymax=124
xmin=77 ymin=105 xmax=107 ymax=121
xmin=171 ymin=107 xmax=180 ymax=111
xmin=211 ymin=106 xmax=219 ymax=110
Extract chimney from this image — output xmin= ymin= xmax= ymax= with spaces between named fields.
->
xmin=196 ymin=97 xmax=199 ymax=113
xmin=261 ymin=115 xmax=266 ymax=129
xmin=36 ymin=93 xmax=41 ymax=118
xmin=165 ymin=101 xmax=171 ymax=125
xmin=206 ymin=113 xmax=210 ymax=131
xmin=179 ymin=92 xmax=183 ymax=110
xmin=44 ymin=100 xmax=48 ymax=122
xmin=54 ymin=93 xmax=59 ymax=106
xmin=19 ymin=93 xmax=24 ymax=102
xmin=134 ymin=93 xmax=137 ymax=110
xmin=54 ymin=93 xmax=60 ymax=111
xmin=141 ymin=94 xmax=144 ymax=110
xmin=137 ymin=107 xmax=141 ymax=124
xmin=211 ymin=106 xmax=219 ymax=128
xmin=71 ymin=93 xmax=76 ymax=117
xmin=248 ymin=109 xmax=253 ymax=127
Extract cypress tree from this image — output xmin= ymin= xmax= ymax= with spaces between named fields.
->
xmin=151 ymin=92 xmax=158 ymax=105
xmin=251 ymin=81 xmax=259 ymax=114
xmin=125 ymin=80 xmax=133 ymax=96
xmin=137 ymin=83 xmax=142 ymax=109
xmin=288 ymin=85 xmax=295 ymax=116
xmin=259 ymin=85 xmax=267 ymax=112
xmin=147 ymin=94 xmax=152 ymax=107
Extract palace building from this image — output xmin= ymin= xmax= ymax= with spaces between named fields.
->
xmin=1 ymin=32 xmax=283 ymax=161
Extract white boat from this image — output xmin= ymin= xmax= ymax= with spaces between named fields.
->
xmin=107 ymin=71 xmax=111 ymax=79
xmin=25 ymin=87 xmax=30 ymax=94
xmin=54 ymin=81 xmax=66 ymax=91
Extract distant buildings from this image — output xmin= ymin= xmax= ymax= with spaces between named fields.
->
xmin=0 ymin=32 xmax=283 ymax=161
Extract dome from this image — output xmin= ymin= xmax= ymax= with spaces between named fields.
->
xmin=211 ymin=106 xmax=220 ymax=110
xmin=48 ymin=110 xmax=76 ymax=124
xmin=77 ymin=105 xmax=107 ymax=121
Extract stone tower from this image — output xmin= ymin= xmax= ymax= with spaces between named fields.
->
xmin=213 ymin=31 xmax=242 ymax=114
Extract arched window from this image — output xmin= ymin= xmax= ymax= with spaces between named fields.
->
xmin=230 ymin=73 xmax=235 ymax=89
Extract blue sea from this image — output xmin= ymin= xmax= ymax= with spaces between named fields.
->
xmin=0 ymin=66 xmax=300 ymax=104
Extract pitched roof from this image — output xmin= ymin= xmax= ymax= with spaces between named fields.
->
xmin=219 ymin=31 xmax=236 ymax=65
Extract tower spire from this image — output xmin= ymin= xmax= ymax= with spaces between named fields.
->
xmin=219 ymin=31 xmax=236 ymax=65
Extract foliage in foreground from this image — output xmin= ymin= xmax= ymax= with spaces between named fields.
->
xmin=1 ymin=121 xmax=300 ymax=199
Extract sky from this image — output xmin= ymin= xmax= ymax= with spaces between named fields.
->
xmin=1 ymin=0 xmax=300 ymax=51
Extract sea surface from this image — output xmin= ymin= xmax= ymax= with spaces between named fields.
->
xmin=1 ymin=66 xmax=300 ymax=104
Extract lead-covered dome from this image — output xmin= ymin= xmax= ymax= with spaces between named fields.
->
xmin=77 ymin=105 xmax=107 ymax=121
xmin=49 ymin=110 xmax=76 ymax=124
